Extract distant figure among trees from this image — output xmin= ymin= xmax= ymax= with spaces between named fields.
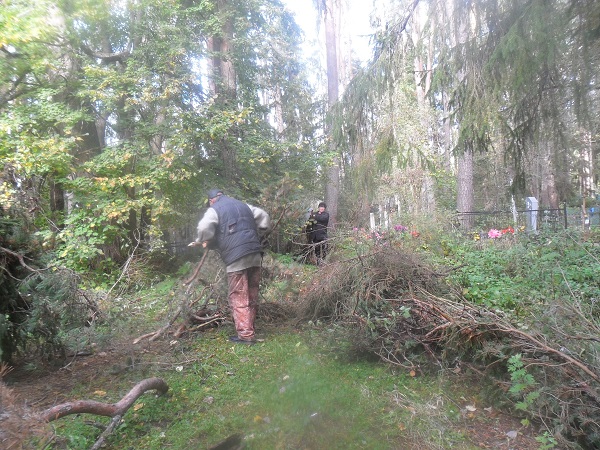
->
xmin=306 ymin=202 xmax=329 ymax=265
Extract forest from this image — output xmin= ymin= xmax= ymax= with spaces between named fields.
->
xmin=1 ymin=0 xmax=599 ymax=449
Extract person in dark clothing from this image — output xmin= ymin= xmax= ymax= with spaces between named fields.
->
xmin=189 ymin=189 xmax=270 ymax=344
xmin=308 ymin=202 xmax=329 ymax=265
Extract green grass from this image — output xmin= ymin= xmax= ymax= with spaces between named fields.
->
xmin=37 ymin=229 xmax=600 ymax=449
xmin=49 ymin=326 xmax=489 ymax=450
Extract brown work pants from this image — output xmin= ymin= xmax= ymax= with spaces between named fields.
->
xmin=227 ymin=266 xmax=261 ymax=341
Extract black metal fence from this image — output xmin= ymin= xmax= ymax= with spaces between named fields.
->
xmin=454 ymin=204 xmax=600 ymax=232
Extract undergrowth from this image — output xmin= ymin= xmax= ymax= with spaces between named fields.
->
xmin=4 ymin=227 xmax=599 ymax=449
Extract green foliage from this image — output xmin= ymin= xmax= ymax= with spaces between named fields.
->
xmin=12 ymin=228 xmax=599 ymax=447
xmin=0 ymin=212 xmax=32 ymax=361
xmin=447 ymin=230 xmax=600 ymax=312
xmin=535 ymin=431 xmax=558 ymax=450
xmin=52 ymin=206 xmax=120 ymax=275
xmin=1 ymin=0 xmax=321 ymax=288
xmin=17 ymin=268 xmax=96 ymax=357
xmin=507 ymin=354 xmax=539 ymax=416
xmin=442 ymin=229 xmax=600 ymax=448
xmin=449 ymin=243 xmax=521 ymax=309
xmin=0 ymin=208 xmax=99 ymax=362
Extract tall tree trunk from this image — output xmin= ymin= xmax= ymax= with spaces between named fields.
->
xmin=273 ymin=85 xmax=285 ymax=136
xmin=456 ymin=148 xmax=474 ymax=230
xmin=579 ymin=129 xmax=594 ymax=200
xmin=207 ymin=36 xmax=218 ymax=96
xmin=451 ymin=0 xmax=475 ymax=230
xmin=207 ymin=1 xmax=238 ymax=182
xmin=324 ymin=0 xmax=340 ymax=227
xmin=412 ymin=1 xmax=435 ymax=213
xmin=538 ymin=139 xmax=559 ymax=209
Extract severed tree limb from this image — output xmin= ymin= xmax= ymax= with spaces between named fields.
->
xmin=133 ymin=285 xmax=220 ymax=343
xmin=132 ymin=330 xmax=160 ymax=344
xmin=106 ymin=231 xmax=142 ymax=298
xmin=188 ymin=316 xmax=226 ymax=332
xmin=133 ymin=252 xmax=213 ymax=343
xmin=78 ymin=289 xmax=103 ymax=322
xmin=148 ymin=307 xmax=182 ymax=342
xmin=90 ymin=414 xmax=122 ymax=450
xmin=132 ymin=305 xmax=182 ymax=344
xmin=394 ymin=294 xmax=600 ymax=387
xmin=40 ymin=377 xmax=169 ymax=423
xmin=262 ymin=205 xmax=288 ymax=242
xmin=183 ymin=249 xmax=210 ymax=285
xmin=421 ymin=299 xmax=600 ymax=383
xmin=493 ymin=325 xmax=600 ymax=383
xmin=0 ymin=246 xmax=39 ymax=273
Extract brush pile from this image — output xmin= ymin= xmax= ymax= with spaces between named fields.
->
xmin=296 ymin=246 xmax=600 ymax=449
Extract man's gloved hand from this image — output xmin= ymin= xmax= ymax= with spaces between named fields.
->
xmin=257 ymin=227 xmax=270 ymax=247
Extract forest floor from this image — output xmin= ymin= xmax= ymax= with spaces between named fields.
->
xmin=5 ymin=322 xmax=544 ymax=450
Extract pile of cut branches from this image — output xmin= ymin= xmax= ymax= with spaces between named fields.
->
xmin=133 ymin=250 xmax=229 ymax=344
xmin=296 ymin=247 xmax=451 ymax=322
xmin=297 ymin=246 xmax=600 ymax=449
xmin=133 ymin=250 xmax=295 ymax=344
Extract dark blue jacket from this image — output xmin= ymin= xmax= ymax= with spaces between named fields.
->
xmin=211 ymin=195 xmax=263 ymax=265
xmin=310 ymin=211 xmax=329 ymax=242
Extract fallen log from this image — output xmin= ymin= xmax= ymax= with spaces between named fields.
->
xmin=40 ymin=377 xmax=169 ymax=422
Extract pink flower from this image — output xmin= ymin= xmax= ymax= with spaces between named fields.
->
xmin=488 ymin=229 xmax=502 ymax=239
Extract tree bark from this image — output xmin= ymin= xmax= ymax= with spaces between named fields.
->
xmin=207 ymin=1 xmax=238 ymax=182
xmin=456 ymin=148 xmax=474 ymax=230
xmin=539 ymin=141 xmax=559 ymax=209
xmin=324 ymin=0 xmax=340 ymax=227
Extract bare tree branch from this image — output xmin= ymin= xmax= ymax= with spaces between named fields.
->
xmin=40 ymin=377 xmax=169 ymax=422
xmin=0 ymin=246 xmax=39 ymax=273
xmin=80 ymin=44 xmax=130 ymax=62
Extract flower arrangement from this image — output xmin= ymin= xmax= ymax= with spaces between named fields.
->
xmin=350 ymin=224 xmax=419 ymax=247
xmin=474 ymin=226 xmax=516 ymax=240
xmin=488 ymin=229 xmax=502 ymax=239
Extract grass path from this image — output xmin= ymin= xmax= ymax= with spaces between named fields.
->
xmin=38 ymin=325 xmax=538 ymax=449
